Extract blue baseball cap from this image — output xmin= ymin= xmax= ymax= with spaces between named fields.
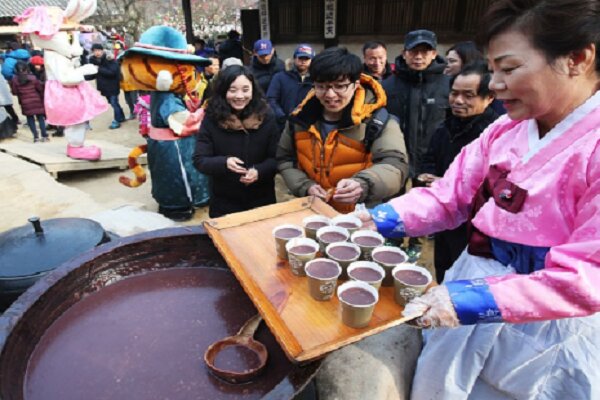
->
xmin=294 ymin=44 xmax=315 ymax=59
xmin=254 ymin=39 xmax=273 ymax=56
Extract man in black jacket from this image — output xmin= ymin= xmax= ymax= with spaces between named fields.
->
xmin=249 ymin=39 xmax=285 ymax=95
xmin=418 ymin=62 xmax=498 ymax=282
xmin=88 ymin=43 xmax=125 ymax=129
xmin=382 ymin=29 xmax=450 ymax=260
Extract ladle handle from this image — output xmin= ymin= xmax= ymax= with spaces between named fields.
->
xmin=237 ymin=314 xmax=262 ymax=338
xmin=28 ymin=216 xmax=44 ymax=235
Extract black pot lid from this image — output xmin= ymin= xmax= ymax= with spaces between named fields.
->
xmin=0 ymin=217 xmax=106 ymax=279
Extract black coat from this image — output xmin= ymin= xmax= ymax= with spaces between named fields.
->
xmin=88 ymin=54 xmax=121 ymax=97
xmin=193 ymin=111 xmax=279 ymax=217
xmin=382 ymin=55 xmax=450 ymax=177
xmin=249 ymin=56 xmax=285 ymax=95
xmin=218 ymin=39 xmax=244 ymax=64
xmin=420 ymin=106 xmax=499 ymax=177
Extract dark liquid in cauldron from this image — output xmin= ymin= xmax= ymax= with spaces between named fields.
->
xmin=335 ymin=222 xmax=360 ymax=229
xmin=306 ymin=221 xmax=328 ymax=230
xmin=24 ymin=268 xmax=292 ymax=400
xmin=288 ymin=245 xmax=315 ymax=255
xmin=352 ymin=236 xmax=383 ymax=247
xmin=394 ymin=270 xmax=429 ymax=285
xmin=319 ymin=232 xmax=347 ymax=244
xmin=306 ymin=261 xmax=339 ymax=279
xmin=339 ymin=287 xmax=375 ymax=306
xmin=213 ymin=345 xmax=262 ymax=373
xmin=372 ymin=250 xmax=405 ymax=265
xmin=275 ymin=228 xmax=302 ymax=239
xmin=328 ymin=246 xmax=359 ymax=261
xmin=349 ymin=267 xmax=382 ymax=282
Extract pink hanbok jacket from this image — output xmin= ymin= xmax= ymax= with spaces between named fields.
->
xmin=371 ymin=91 xmax=600 ymax=325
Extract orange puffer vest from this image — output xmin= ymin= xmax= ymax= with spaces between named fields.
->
xmin=291 ymin=74 xmax=386 ymax=213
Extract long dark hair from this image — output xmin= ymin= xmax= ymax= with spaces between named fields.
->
xmin=205 ymin=65 xmax=268 ymax=122
xmin=15 ymin=61 xmax=30 ymax=85
xmin=478 ymin=0 xmax=600 ymax=72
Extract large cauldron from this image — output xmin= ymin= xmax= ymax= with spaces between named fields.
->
xmin=0 ymin=226 xmax=319 ymax=400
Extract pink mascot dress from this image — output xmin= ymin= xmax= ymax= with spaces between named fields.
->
xmin=15 ymin=0 xmax=108 ymax=160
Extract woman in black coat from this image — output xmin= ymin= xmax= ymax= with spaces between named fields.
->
xmin=193 ymin=65 xmax=279 ymax=218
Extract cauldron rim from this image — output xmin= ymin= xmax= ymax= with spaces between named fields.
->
xmin=0 ymin=226 xmax=320 ymax=400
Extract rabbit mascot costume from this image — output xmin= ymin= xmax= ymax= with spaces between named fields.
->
xmin=15 ymin=0 xmax=108 ymax=160
xmin=118 ymin=26 xmax=211 ymax=221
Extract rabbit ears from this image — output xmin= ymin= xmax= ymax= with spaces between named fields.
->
xmin=64 ymin=0 xmax=97 ymax=23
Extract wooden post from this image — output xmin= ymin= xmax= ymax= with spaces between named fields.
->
xmin=181 ymin=0 xmax=193 ymax=43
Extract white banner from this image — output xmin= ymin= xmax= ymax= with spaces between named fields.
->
xmin=258 ymin=0 xmax=270 ymax=40
xmin=324 ymin=0 xmax=337 ymax=39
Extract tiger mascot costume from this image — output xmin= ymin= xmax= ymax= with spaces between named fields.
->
xmin=118 ymin=26 xmax=210 ymax=221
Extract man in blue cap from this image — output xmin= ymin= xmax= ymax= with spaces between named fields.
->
xmin=267 ymin=43 xmax=315 ymax=132
xmin=249 ymin=39 xmax=285 ymax=95
xmin=382 ymin=29 xmax=450 ymax=260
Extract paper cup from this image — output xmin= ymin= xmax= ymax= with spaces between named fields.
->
xmin=331 ymin=215 xmax=363 ymax=235
xmin=347 ymin=261 xmax=385 ymax=290
xmin=371 ymin=246 xmax=408 ymax=286
xmin=285 ymin=237 xmax=319 ymax=276
xmin=337 ymin=280 xmax=379 ymax=328
xmin=272 ymin=224 xmax=304 ymax=260
xmin=316 ymin=226 xmax=349 ymax=254
xmin=305 ymin=258 xmax=342 ymax=301
xmin=392 ymin=263 xmax=432 ymax=306
xmin=325 ymin=242 xmax=361 ymax=279
xmin=350 ymin=230 xmax=385 ymax=261
xmin=302 ymin=215 xmax=331 ymax=240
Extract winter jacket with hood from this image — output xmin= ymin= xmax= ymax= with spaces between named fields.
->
xmin=87 ymin=54 xmax=122 ymax=97
xmin=420 ymin=106 xmax=499 ymax=177
xmin=277 ymin=74 xmax=409 ymax=212
xmin=266 ymin=67 xmax=313 ymax=131
xmin=10 ymin=74 xmax=45 ymax=116
xmin=249 ymin=56 xmax=285 ymax=95
xmin=193 ymin=110 xmax=279 ymax=218
xmin=382 ymin=55 xmax=450 ymax=178
xmin=1 ymin=49 xmax=30 ymax=81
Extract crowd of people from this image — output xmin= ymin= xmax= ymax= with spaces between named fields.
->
xmin=1 ymin=0 xmax=599 ymax=396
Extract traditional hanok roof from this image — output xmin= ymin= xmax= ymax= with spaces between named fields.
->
xmin=0 ymin=0 xmax=68 ymax=19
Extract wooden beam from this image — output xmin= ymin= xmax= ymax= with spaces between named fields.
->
xmin=181 ymin=0 xmax=193 ymax=43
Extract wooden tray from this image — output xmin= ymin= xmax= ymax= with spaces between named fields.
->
xmin=204 ymin=197 xmax=414 ymax=363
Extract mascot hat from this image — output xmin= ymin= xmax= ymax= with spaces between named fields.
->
xmin=123 ymin=26 xmax=210 ymax=66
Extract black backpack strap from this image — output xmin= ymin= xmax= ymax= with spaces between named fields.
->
xmin=364 ymin=107 xmax=390 ymax=153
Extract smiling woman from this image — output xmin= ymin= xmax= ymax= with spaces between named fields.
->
xmin=360 ymin=0 xmax=600 ymax=398
xmin=193 ymin=65 xmax=279 ymax=218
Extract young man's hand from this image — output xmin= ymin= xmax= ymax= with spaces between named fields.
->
xmin=333 ymin=179 xmax=363 ymax=203
xmin=308 ymin=184 xmax=328 ymax=199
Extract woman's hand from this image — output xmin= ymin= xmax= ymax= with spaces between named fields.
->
xmin=240 ymin=168 xmax=258 ymax=185
xmin=403 ymin=285 xmax=460 ymax=329
xmin=226 ymin=157 xmax=247 ymax=174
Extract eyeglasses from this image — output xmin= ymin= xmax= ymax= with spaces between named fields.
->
xmin=314 ymin=82 xmax=355 ymax=95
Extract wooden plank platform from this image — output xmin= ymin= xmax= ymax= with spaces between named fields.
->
xmin=0 ymin=138 xmax=146 ymax=179
xmin=205 ymin=197 xmax=415 ymax=363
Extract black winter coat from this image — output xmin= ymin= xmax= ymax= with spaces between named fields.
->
xmin=218 ymin=39 xmax=244 ymax=64
xmin=382 ymin=55 xmax=450 ymax=177
xmin=193 ymin=111 xmax=279 ymax=218
xmin=249 ymin=56 xmax=285 ymax=95
xmin=420 ymin=106 xmax=499 ymax=177
xmin=266 ymin=68 xmax=313 ymax=131
xmin=88 ymin=54 xmax=121 ymax=97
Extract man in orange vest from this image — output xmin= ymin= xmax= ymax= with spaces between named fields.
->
xmin=277 ymin=47 xmax=408 ymax=213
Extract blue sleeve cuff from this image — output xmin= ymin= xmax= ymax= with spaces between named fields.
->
xmin=369 ymin=203 xmax=406 ymax=239
xmin=446 ymin=279 xmax=503 ymax=325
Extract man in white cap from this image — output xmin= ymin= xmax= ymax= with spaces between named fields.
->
xmin=267 ymin=43 xmax=315 ymax=132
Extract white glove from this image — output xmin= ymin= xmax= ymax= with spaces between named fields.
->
xmin=403 ymin=285 xmax=459 ymax=329
xmin=79 ymin=63 xmax=98 ymax=76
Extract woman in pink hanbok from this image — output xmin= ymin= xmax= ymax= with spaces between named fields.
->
xmin=360 ymin=0 xmax=600 ymax=398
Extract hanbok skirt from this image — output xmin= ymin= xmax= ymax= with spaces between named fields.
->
xmin=411 ymin=250 xmax=600 ymax=399
xmin=44 ymin=80 xmax=108 ymax=126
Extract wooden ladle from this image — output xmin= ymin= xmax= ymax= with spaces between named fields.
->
xmin=204 ymin=314 xmax=268 ymax=384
